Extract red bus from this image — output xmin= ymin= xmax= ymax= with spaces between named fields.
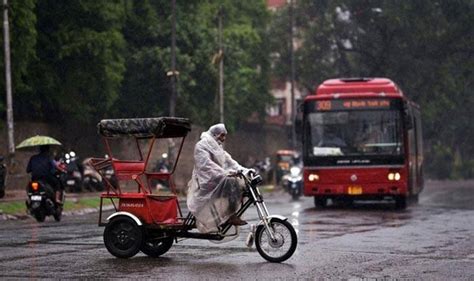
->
xmin=302 ymin=78 xmax=423 ymax=209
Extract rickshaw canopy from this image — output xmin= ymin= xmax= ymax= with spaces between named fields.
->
xmin=97 ymin=117 xmax=191 ymax=138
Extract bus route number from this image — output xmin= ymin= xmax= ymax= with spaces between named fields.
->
xmin=317 ymin=101 xmax=332 ymax=111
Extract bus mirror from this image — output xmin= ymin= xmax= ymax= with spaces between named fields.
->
xmin=403 ymin=102 xmax=414 ymax=129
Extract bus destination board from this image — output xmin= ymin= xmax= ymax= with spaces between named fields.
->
xmin=314 ymin=99 xmax=394 ymax=111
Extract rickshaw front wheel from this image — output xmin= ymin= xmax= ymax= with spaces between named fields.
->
xmin=255 ymin=218 xmax=297 ymax=263
xmin=140 ymin=236 xmax=173 ymax=257
xmin=104 ymin=216 xmax=143 ymax=258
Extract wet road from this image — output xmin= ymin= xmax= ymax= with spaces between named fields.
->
xmin=1 ymin=180 xmax=473 ymax=280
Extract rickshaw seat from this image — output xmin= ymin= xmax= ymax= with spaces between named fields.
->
xmin=146 ymin=194 xmax=178 ymax=224
xmin=112 ymin=160 xmax=146 ymax=180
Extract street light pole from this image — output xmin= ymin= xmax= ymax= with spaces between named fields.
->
xmin=169 ymin=0 xmax=177 ymax=117
xmin=218 ymin=7 xmax=224 ymax=124
xmin=289 ymin=0 xmax=296 ymax=148
xmin=3 ymin=0 xmax=14 ymax=158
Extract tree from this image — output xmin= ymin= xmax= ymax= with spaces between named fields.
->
xmin=27 ymin=1 xmax=127 ymax=123
xmin=269 ymin=0 xmax=474 ymax=178
xmin=113 ymin=0 xmax=272 ymax=130
xmin=0 ymin=0 xmax=37 ymax=118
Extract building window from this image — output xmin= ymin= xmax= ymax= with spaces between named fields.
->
xmin=267 ymin=98 xmax=285 ymax=117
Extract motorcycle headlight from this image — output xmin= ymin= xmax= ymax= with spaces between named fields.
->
xmin=290 ymin=167 xmax=301 ymax=177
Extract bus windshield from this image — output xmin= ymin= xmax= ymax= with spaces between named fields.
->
xmin=306 ymin=110 xmax=403 ymax=158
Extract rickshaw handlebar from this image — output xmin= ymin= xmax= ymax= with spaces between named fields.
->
xmin=235 ymin=169 xmax=258 ymax=183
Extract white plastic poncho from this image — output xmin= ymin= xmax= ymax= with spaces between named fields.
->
xmin=187 ymin=124 xmax=248 ymax=233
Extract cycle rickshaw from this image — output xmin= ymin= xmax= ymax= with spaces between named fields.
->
xmin=90 ymin=117 xmax=297 ymax=263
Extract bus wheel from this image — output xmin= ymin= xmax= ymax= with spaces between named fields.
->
xmin=314 ymin=197 xmax=327 ymax=208
xmin=395 ymin=196 xmax=407 ymax=210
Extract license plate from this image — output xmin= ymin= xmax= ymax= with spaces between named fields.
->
xmin=67 ymin=180 xmax=75 ymax=185
xmin=31 ymin=195 xmax=42 ymax=201
xmin=348 ymin=186 xmax=362 ymax=195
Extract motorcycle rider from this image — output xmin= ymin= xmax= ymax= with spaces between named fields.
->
xmin=26 ymin=145 xmax=63 ymax=204
xmin=187 ymin=123 xmax=253 ymax=233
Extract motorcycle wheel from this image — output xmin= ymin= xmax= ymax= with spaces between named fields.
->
xmin=140 ymin=236 xmax=173 ymax=257
xmin=94 ymin=181 xmax=105 ymax=192
xmin=83 ymin=177 xmax=93 ymax=192
xmin=291 ymin=192 xmax=300 ymax=201
xmin=103 ymin=216 xmax=142 ymax=259
xmin=255 ymin=218 xmax=297 ymax=263
xmin=34 ymin=210 xmax=46 ymax=222
xmin=53 ymin=206 xmax=62 ymax=222
xmin=74 ymin=182 xmax=83 ymax=193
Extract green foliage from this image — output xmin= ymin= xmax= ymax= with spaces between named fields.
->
xmin=36 ymin=1 xmax=127 ymax=123
xmin=1 ymin=0 xmax=271 ymax=131
xmin=0 ymin=0 xmax=37 ymax=116
xmin=268 ymin=0 xmax=473 ymax=178
xmin=111 ymin=0 xmax=272 ymax=129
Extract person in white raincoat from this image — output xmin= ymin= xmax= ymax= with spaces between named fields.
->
xmin=187 ymin=124 xmax=251 ymax=233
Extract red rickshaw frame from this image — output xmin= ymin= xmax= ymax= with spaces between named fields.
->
xmin=90 ymin=117 xmax=192 ymax=227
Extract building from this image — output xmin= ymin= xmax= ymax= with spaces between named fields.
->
xmin=265 ymin=0 xmax=307 ymax=127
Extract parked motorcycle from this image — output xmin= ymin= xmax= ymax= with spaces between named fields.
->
xmin=82 ymin=158 xmax=104 ymax=191
xmin=284 ymin=166 xmax=303 ymax=200
xmin=25 ymin=180 xmax=64 ymax=222
xmin=100 ymin=155 xmax=119 ymax=190
xmin=0 ymin=156 xmax=6 ymax=198
xmin=252 ymin=157 xmax=273 ymax=184
xmin=61 ymin=151 xmax=83 ymax=193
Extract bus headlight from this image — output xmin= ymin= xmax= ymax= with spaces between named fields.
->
xmin=308 ymin=174 xmax=319 ymax=181
xmin=388 ymin=172 xmax=401 ymax=181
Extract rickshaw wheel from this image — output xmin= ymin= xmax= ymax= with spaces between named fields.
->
xmin=255 ymin=218 xmax=297 ymax=263
xmin=104 ymin=216 xmax=143 ymax=259
xmin=140 ymin=237 xmax=174 ymax=257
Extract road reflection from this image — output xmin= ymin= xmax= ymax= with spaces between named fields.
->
xmin=298 ymin=200 xmax=413 ymax=239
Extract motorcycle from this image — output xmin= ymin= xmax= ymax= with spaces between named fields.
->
xmin=284 ymin=166 xmax=303 ymax=200
xmin=25 ymin=179 xmax=64 ymax=222
xmin=252 ymin=157 xmax=273 ymax=184
xmin=61 ymin=151 xmax=83 ymax=193
xmin=0 ymin=156 xmax=6 ymax=198
xmin=99 ymin=154 xmax=118 ymax=190
xmin=82 ymin=158 xmax=104 ymax=191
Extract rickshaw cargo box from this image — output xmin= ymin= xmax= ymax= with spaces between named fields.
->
xmin=118 ymin=194 xmax=178 ymax=224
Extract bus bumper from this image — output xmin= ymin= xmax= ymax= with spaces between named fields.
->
xmin=303 ymin=182 xmax=407 ymax=197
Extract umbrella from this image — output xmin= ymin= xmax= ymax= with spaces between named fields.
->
xmin=16 ymin=135 xmax=62 ymax=150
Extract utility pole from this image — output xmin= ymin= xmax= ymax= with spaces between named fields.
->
xmin=167 ymin=0 xmax=178 ymax=164
xmin=218 ymin=7 xmax=224 ymax=124
xmin=168 ymin=0 xmax=177 ymax=117
xmin=3 ymin=0 xmax=14 ymax=158
xmin=289 ymin=0 xmax=296 ymax=148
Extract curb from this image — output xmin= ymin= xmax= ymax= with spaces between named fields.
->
xmin=0 ymin=204 xmax=116 ymax=221
xmin=1 ymin=184 xmax=279 ymax=221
